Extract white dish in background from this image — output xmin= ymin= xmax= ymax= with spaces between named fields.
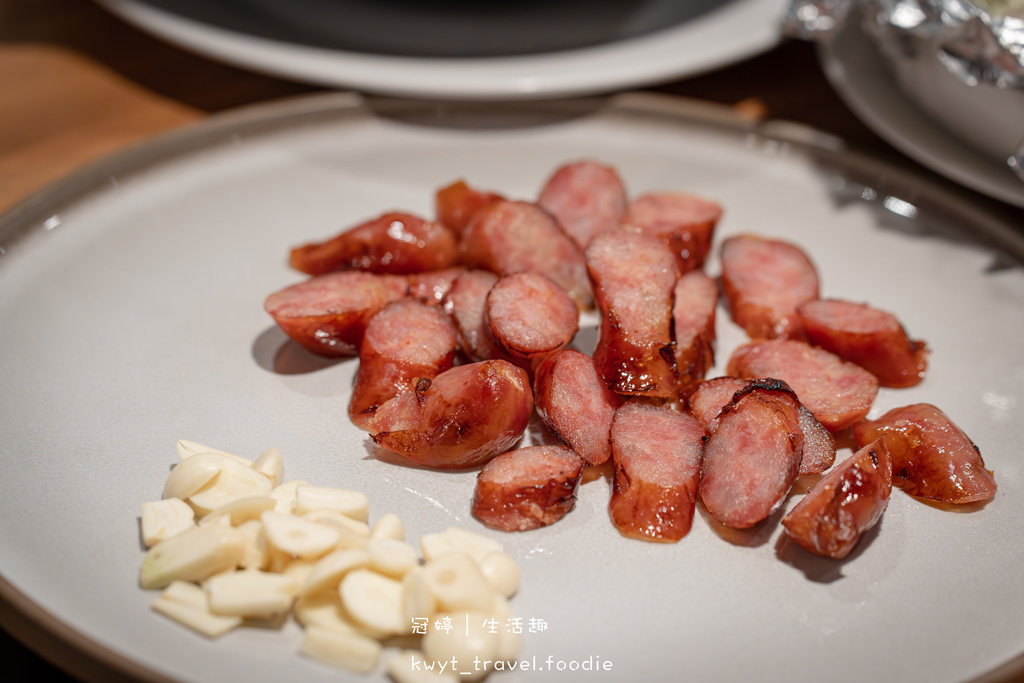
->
xmin=2 ymin=92 xmax=1024 ymax=683
xmin=818 ymin=17 xmax=1024 ymax=209
xmin=94 ymin=0 xmax=789 ymax=100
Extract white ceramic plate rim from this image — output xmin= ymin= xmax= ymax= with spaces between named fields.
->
xmin=94 ymin=0 xmax=788 ymax=100
xmin=817 ymin=17 xmax=1024 ymax=209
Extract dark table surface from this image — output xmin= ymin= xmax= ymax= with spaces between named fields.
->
xmin=1 ymin=0 xmax=1022 ymax=681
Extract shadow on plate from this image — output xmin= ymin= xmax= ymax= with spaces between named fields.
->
xmin=252 ymin=325 xmax=351 ymax=375
xmin=774 ymin=517 xmax=885 ymax=584
xmin=366 ymin=97 xmax=607 ymax=132
xmin=696 ymin=499 xmax=785 ymax=549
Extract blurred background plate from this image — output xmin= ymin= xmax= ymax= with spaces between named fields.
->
xmin=818 ymin=16 xmax=1024 ymax=209
xmin=93 ymin=0 xmax=789 ymax=100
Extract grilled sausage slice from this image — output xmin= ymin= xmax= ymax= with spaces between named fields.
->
xmin=586 ymin=230 xmax=679 ymax=398
xmin=264 ymin=271 xmax=407 ymax=357
xmin=728 ymin=339 xmax=878 ymax=432
xmin=537 ymin=160 xmax=627 ymax=250
xmin=534 ymin=349 xmax=623 ymax=466
xmin=621 ymin=192 xmax=722 ymax=274
xmin=460 ymin=200 xmax=592 ymax=309
xmin=472 ymin=445 xmax=585 ymax=532
xmin=782 ymin=437 xmax=893 ymax=559
xmin=609 ymin=402 xmax=706 ymax=542
xmin=672 ymin=270 xmax=718 ymax=393
xmin=852 ymin=403 xmax=997 ymax=503
xmin=370 ymin=360 xmax=533 ymax=469
xmin=720 ymin=234 xmax=819 ymax=341
xmin=797 ymin=299 xmax=928 ymax=388
xmin=290 ymin=212 xmax=458 ymax=276
xmin=700 ymin=381 xmax=804 ymax=529
xmin=349 ymin=299 xmax=458 ymax=431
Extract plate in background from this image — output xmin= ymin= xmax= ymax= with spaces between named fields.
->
xmin=818 ymin=18 xmax=1024 ymax=209
xmin=94 ymin=0 xmax=789 ymax=100
xmin=1 ymin=92 xmax=1023 ymax=683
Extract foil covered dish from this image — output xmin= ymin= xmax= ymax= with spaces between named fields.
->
xmin=785 ymin=0 xmax=1024 ymax=184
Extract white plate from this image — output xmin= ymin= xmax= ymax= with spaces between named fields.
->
xmin=818 ymin=17 xmax=1024 ymax=209
xmin=2 ymin=92 xmax=1024 ymax=683
xmin=94 ymin=0 xmax=788 ymax=100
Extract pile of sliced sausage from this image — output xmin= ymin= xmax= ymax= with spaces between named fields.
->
xmin=264 ymin=161 xmax=998 ymax=561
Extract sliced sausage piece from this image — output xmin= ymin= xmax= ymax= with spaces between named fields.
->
xmin=442 ymin=270 xmax=510 ymax=362
xmin=782 ymin=438 xmax=892 ymax=559
xmin=472 ymin=445 xmax=585 ymax=532
xmin=460 ymin=200 xmax=592 ymax=310
xmin=290 ymin=212 xmax=459 ymax=276
xmin=796 ymin=405 xmax=837 ymax=476
xmin=609 ymin=402 xmax=706 ymax=542
xmin=727 ymin=339 xmax=878 ymax=432
xmin=685 ymin=377 xmax=835 ymax=476
xmin=537 ymin=160 xmax=627 ymax=250
xmin=533 ymin=349 xmax=623 ymax=466
xmin=349 ymin=299 xmax=459 ymax=431
xmin=485 ymin=272 xmax=578 ymax=371
xmin=797 ymin=299 xmax=928 ymax=388
xmin=406 ymin=267 xmax=466 ymax=306
xmin=435 ymin=180 xmax=503 ymax=235
xmin=852 ymin=403 xmax=997 ymax=503
xmin=672 ymin=270 xmax=718 ymax=393
xmin=586 ymin=230 xmax=680 ymax=399
xmin=720 ymin=234 xmax=819 ymax=341
xmin=621 ymin=192 xmax=722 ymax=274
xmin=684 ymin=377 xmax=748 ymax=431
xmin=264 ymin=271 xmax=408 ymax=357
xmin=370 ymin=360 xmax=533 ymax=469
xmin=700 ymin=382 xmax=804 ymax=529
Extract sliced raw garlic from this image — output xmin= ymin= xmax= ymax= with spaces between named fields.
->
xmin=176 ymin=439 xmax=252 ymax=466
xmin=371 ymin=512 xmax=405 ymax=541
xmin=152 ymin=596 xmax=241 ymax=638
xmin=303 ymin=509 xmax=370 ymax=548
xmin=303 ymin=548 xmax=370 ymax=596
xmin=478 ymin=551 xmax=520 ymax=599
xmin=422 ymin=552 xmax=496 ymax=613
xmin=269 ymin=479 xmax=308 ymax=514
xmin=299 ymin=625 xmax=382 ymax=674
xmin=401 ymin=566 xmax=437 ymax=623
xmin=282 ymin=558 xmax=316 ymax=589
xmin=339 ymin=568 xmax=404 ymax=637
xmin=198 ymin=496 xmax=275 ymax=528
xmin=366 ymin=538 xmax=418 ymax=579
xmin=421 ymin=611 xmax=501 ymax=682
xmin=254 ymin=447 xmax=283 ymax=486
xmin=187 ymin=460 xmax=273 ymax=516
xmin=234 ymin=519 xmax=267 ymax=571
xmin=294 ymin=485 xmax=369 ymax=522
xmin=141 ymin=498 xmax=195 ymax=548
xmin=205 ymin=569 xmax=298 ymax=619
xmin=261 ymin=511 xmax=340 ymax=560
xmin=140 ymin=525 xmax=245 ymax=589
xmin=163 ymin=453 xmax=230 ymax=501
xmin=293 ymin=590 xmax=360 ymax=635
xmin=419 ymin=527 xmax=502 ymax=564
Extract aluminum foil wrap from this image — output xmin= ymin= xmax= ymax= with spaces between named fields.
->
xmin=785 ymin=0 xmax=1024 ymax=182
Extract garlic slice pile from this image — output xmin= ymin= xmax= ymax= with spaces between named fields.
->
xmin=139 ymin=440 xmax=522 ymax=679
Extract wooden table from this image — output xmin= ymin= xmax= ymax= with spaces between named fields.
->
xmin=1 ymin=0 xmax=1022 ymax=680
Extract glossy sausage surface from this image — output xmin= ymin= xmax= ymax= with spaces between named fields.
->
xmin=853 ymin=403 xmax=996 ymax=503
xmin=609 ymin=402 xmax=706 ymax=542
xmin=472 ymin=445 xmax=585 ymax=532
